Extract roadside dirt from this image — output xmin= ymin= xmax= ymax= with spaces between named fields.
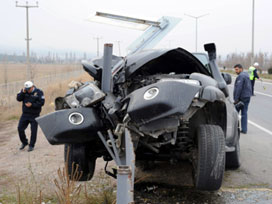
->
xmin=0 ymin=120 xmax=108 ymax=196
xmin=1 ymin=120 xmax=272 ymax=204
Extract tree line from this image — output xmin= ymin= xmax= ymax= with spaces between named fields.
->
xmin=0 ymin=51 xmax=92 ymax=64
xmin=217 ymin=52 xmax=272 ymax=71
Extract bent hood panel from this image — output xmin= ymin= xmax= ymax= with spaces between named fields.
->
xmin=125 ymin=48 xmax=210 ymax=78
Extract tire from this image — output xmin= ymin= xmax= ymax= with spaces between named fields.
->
xmin=64 ymin=144 xmax=96 ymax=181
xmin=193 ymin=125 xmax=225 ymax=191
xmin=226 ymin=130 xmax=241 ymax=169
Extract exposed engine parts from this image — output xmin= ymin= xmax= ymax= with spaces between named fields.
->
xmin=37 ymin=45 xmax=240 ymax=194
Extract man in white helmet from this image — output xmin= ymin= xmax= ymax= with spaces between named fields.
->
xmin=16 ymin=81 xmax=45 ymax=152
xmin=248 ymin=62 xmax=260 ymax=96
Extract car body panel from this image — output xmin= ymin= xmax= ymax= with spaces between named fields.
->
xmin=125 ymin=48 xmax=211 ymax=78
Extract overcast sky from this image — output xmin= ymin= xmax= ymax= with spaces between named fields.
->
xmin=1 ymin=0 xmax=271 ymax=57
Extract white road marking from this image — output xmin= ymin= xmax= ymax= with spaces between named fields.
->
xmin=257 ymin=80 xmax=272 ymax=86
xmin=248 ymin=119 xmax=272 ymax=136
xmin=254 ymin=91 xmax=272 ymax=98
xmin=229 ymin=85 xmax=272 ymax=98
xmin=231 ymin=75 xmax=272 ymax=86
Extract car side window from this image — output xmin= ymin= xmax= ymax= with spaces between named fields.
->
xmin=193 ymin=53 xmax=212 ymax=75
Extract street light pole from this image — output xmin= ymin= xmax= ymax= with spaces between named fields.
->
xmin=93 ymin=36 xmax=102 ymax=57
xmin=196 ymin=18 xmax=198 ymax=52
xmin=16 ymin=1 xmax=38 ymax=80
xmin=185 ymin=13 xmax=209 ymax=52
xmin=251 ymin=0 xmax=255 ymax=64
xmin=116 ymin=41 xmax=122 ymax=56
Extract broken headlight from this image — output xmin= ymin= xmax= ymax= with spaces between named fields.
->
xmin=65 ymin=82 xmax=105 ymax=108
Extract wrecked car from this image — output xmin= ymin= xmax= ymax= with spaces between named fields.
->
xmin=37 ymin=43 xmax=240 ymax=191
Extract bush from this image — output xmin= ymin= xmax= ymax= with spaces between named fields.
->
xmin=268 ymin=67 xmax=272 ymax=75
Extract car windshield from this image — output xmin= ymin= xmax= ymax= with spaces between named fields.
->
xmin=193 ymin=53 xmax=212 ymax=74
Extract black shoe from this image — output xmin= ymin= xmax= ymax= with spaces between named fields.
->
xmin=240 ymin=131 xmax=247 ymax=134
xmin=19 ymin=143 xmax=28 ymax=150
xmin=28 ymin=146 xmax=34 ymax=152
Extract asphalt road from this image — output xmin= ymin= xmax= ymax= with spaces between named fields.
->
xmin=135 ymin=78 xmax=272 ymax=204
xmin=225 ymin=78 xmax=272 ymax=188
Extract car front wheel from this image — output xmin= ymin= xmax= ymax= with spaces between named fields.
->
xmin=64 ymin=143 xmax=96 ymax=181
xmin=193 ymin=124 xmax=225 ymax=191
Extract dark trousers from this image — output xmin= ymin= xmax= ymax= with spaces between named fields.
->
xmin=235 ymin=97 xmax=250 ymax=133
xmin=251 ymin=80 xmax=255 ymax=95
xmin=18 ymin=114 xmax=39 ymax=147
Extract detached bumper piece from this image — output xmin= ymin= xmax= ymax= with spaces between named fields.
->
xmin=36 ymin=108 xmax=102 ymax=145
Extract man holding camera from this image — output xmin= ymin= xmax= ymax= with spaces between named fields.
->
xmin=16 ymin=81 xmax=45 ymax=151
xmin=233 ymin=64 xmax=252 ymax=134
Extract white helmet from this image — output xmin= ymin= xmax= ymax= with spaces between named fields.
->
xmin=24 ymin=81 xmax=34 ymax=90
xmin=253 ymin=62 xmax=259 ymax=67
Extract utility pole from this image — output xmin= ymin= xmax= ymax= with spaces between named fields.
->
xmin=93 ymin=36 xmax=102 ymax=57
xmin=251 ymin=0 xmax=255 ymax=65
xmin=116 ymin=40 xmax=122 ymax=56
xmin=185 ymin=13 xmax=209 ymax=52
xmin=16 ymin=1 xmax=38 ymax=80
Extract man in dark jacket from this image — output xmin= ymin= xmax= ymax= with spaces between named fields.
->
xmin=16 ymin=81 xmax=45 ymax=151
xmin=233 ymin=64 xmax=252 ymax=134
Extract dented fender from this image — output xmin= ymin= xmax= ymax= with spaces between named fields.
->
xmin=126 ymin=80 xmax=201 ymax=125
xmin=200 ymin=86 xmax=225 ymax=102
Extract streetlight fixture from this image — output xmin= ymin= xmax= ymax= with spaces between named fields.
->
xmin=184 ymin=13 xmax=209 ymax=52
xmin=87 ymin=11 xmax=181 ymax=55
xmin=251 ymin=0 xmax=255 ymax=64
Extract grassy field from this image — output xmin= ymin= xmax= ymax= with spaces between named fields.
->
xmin=0 ymin=63 xmax=81 ymax=84
xmin=0 ymin=64 xmax=116 ymax=204
xmin=0 ymin=72 xmax=91 ymax=121
xmin=0 ymin=63 xmax=91 ymax=121
xmin=0 ymin=64 xmax=116 ymax=203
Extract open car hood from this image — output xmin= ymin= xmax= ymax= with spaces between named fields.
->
xmin=124 ymin=48 xmax=211 ymax=78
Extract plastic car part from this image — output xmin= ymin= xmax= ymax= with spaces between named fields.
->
xmin=226 ymin=127 xmax=241 ymax=169
xmin=65 ymin=82 xmax=105 ymax=108
xmin=36 ymin=108 xmax=102 ymax=145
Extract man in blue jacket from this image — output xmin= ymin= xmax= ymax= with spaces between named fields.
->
xmin=233 ymin=64 xmax=252 ymax=134
xmin=16 ymin=81 xmax=45 ymax=151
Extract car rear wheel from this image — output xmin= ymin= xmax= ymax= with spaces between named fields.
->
xmin=193 ymin=124 xmax=225 ymax=191
xmin=64 ymin=143 xmax=96 ymax=181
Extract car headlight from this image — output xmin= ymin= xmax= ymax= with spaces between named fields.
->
xmin=144 ymin=87 xmax=159 ymax=100
xmin=68 ymin=112 xmax=84 ymax=125
xmin=65 ymin=82 xmax=105 ymax=108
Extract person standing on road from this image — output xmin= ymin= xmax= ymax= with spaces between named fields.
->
xmin=16 ymin=81 xmax=45 ymax=152
xmin=234 ymin=64 xmax=252 ymax=134
xmin=248 ymin=62 xmax=261 ymax=96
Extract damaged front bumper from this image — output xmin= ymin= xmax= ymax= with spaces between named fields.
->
xmin=36 ymin=108 xmax=102 ymax=145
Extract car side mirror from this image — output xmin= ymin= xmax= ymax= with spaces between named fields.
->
xmin=221 ymin=73 xmax=232 ymax=85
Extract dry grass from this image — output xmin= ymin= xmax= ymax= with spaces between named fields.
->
xmin=0 ymin=72 xmax=91 ymax=121
xmin=0 ymin=147 xmax=116 ymax=204
xmin=0 ymin=65 xmax=117 ymax=203
xmin=0 ymin=63 xmax=81 ymax=84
